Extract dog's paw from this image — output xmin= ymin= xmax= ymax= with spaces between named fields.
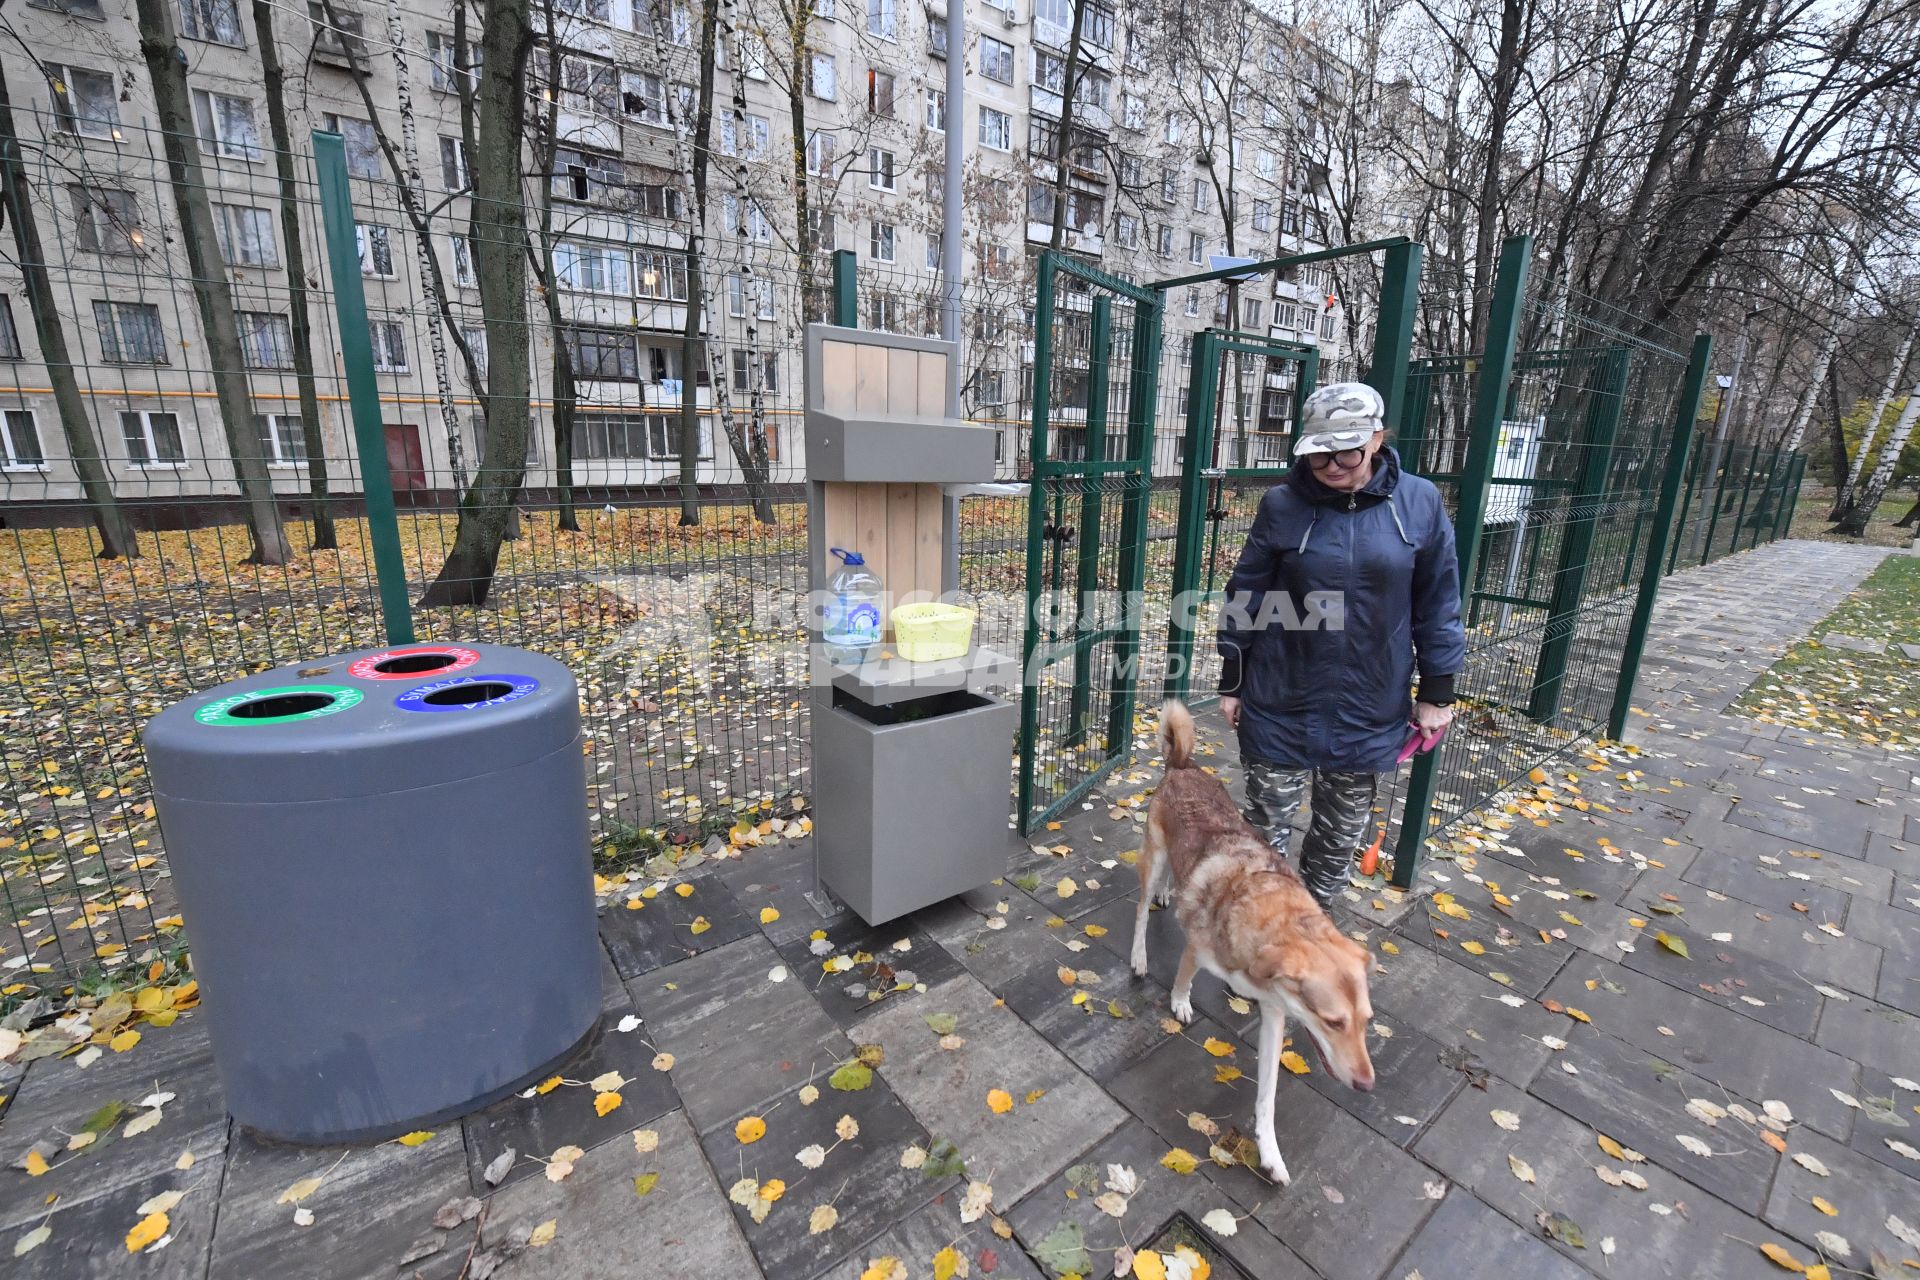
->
xmin=1259 ymin=1148 xmax=1291 ymax=1186
xmin=1130 ymin=949 xmax=1149 ymax=979
xmin=1170 ymin=994 xmax=1195 ymax=1024
xmin=1151 ymin=887 xmax=1173 ymax=908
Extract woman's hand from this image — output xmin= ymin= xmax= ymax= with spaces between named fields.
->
xmin=1414 ymin=701 xmax=1453 ymax=737
xmin=1220 ymin=696 xmax=1242 ymax=729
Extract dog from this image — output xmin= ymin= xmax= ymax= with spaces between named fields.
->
xmin=1130 ymin=700 xmax=1377 ymax=1186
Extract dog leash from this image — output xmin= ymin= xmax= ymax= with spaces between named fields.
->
xmin=1360 ymin=723 xmax=1449 ymax=878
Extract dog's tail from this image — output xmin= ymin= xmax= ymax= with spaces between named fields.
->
xmin=1159 ymin=700 xmax=1196 ymax=770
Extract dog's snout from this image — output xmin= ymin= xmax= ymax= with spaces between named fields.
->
xmin=1352 ymin=1072 xmax=1376 ymax=1093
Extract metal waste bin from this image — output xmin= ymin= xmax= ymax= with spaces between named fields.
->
xmin=143 ymin=641 xmax=600 ymax=1144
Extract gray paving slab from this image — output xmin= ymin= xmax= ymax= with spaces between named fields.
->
xmin=1394 ymin=895 xmax=1571 ymax=999
xmin=858 ymin=972 xmax=1127 ymax=1208
xmin=1365 ymin=929 xmax=1569 ymax=1088
xmin=1612 ymin=915 xmax=1826 ymax=1040
xmin=710 ymin=844 xmax=859 ymax=947
xmin=482 ymin=1106 xmax=759 ymax=1279
xmin=1842 ymin=1066 xmax=1920 ymax=1179
xmin=812 ymin=1197 xmax=1048 ymax=1280
xmin=1388 ymin=1187 xmax=1599 ymax=1280
xmin=771 ymin=918 xmax=968 ymax=1032
xmin=2 ymin=1162 xmax=217 ymax=1280
xmin=1864 ymin=831 xmax=1920 ymax=878
xmin=1676 ymin=846 xmax=1860 ymax=920
xmin=1813 ymin=993 xmax=1920 ymax=1082
xmin=631 ymin=933 xmax=849 ymax=1134
xmin=1823 ymin=631 xmax=1887 ymax=654
xmin=597 ymin=869 xmax=760 ymax=979
xmin=208 ymin=1125 xmax=474 ymax=1280
xmin=1620 ymin=867 xmax=1881 ymax=996
xmin=993 ymin=937 xmax=1175 ymax=1084
xmin=1763 ymin=1121 xmax=1920 ymax=1270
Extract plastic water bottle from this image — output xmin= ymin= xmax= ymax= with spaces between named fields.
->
xmin=824 ymin=547 xmax=884 ymax=664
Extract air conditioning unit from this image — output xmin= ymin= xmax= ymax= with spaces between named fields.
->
xmin=1003 ymin=4 xmax=1018 ymax=25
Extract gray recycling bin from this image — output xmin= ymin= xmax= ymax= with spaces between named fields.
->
xmin=143 ymin=641 xmax=600 ymax=1144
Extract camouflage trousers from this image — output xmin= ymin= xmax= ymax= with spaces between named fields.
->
xmin=1241 ymin=759 xmax=1380 ymax=909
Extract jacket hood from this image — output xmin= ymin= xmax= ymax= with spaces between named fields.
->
xmin=1288 ymin=445 xmax=1404 ymax=506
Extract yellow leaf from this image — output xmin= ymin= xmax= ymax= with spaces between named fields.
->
xmin=1173 ymin=1245 xmax=1212 ymax=1280
xmin=1806 ymin=1266 xmax=1831 ymax=1280
xmin=595 ymin=1091 xmax=623 ymax=1117
xmin=1202 ymin=1037 xmax=1235 ymax=1058
xmin=1083 ymin=924 xmax=1108 ymax=938
xmin=1132 ymin=1250 xmax=1168 ymax=1280
xmin=1058 ymin=966 xmax=1079 ymax=985
xmin=1380 ymin=940 xmax=1400 ymax=955
xmin=1597 ymin=1134 xmax=1626 ymax=1160
xmin=1214 ymin=1064 xmax=1244 ymax=1084
xmin=1565 ymin=1007 xmax=1592 ymax=1024
xmin=1811 ymin=1196 xmax=1837 ymax=1217
xmin=1528 ymin=767 xmax=1548 ymax=784
xmin=24 ymin=1150 xmax=49 ymax=1177
xmin=1160 ymin=1147 xmax=1200 ymax=1174
xmin=125 ymin=1212 xmax=168 ymax=1253
xmin=809 ymin=1204 xmax=840 ymax=1234
xmin=860 ymin=1257 xmax=907 ymax=1280
xmin=933 ymin=1244 xmax=966 ymax=1280
xmin=1759 ymin=1241 xmax=1807 ymax=1272
xmin=396 ymin=1130 xmax=433 ymax=1147
xmin=674 ymin=883 xmax=695 ymax=898
xmin=760 ymin=1178 xmax=787 ymax=1202
xmin=1460 ymin=940 xmax=1486 ymax=956
xmin=986 ymin=1089 xmax=1014 ymax=1114
xmin=1279 ymin=1051 xmax=1310 ymax=1075
xmin=528 ymin=1219 xmax=558 ymax=1248
xmin=1558 ymin=911 xmax=1583 ymax=926
xmin=1025 ymin=1089 xmax=1047 ymax=1104
xmin=690 ymin=916 xmax=712 ymax=935
xmin=1071 ymin=991 xmax=1089 ymax=1006
xmin=760 ymin=907 xmax=781 ymax=924
xmin=536 ymin=1076 xmax=564 ymax=1095
xmin=277 ymin=1175 xmax=324 ymax=1205
xmin=735 ymin=1115 xmax=767 ymax=1144
xmin=110 ymin=1030 xmax=140 ymax=1053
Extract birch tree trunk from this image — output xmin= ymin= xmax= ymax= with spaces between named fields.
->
xmin=135 ymin=0 xmax=290 ymax=564
xmin=1833 ymin=378 xmax=1918 ymax=537
xmin=1781 ymin=325 xmax=1839 ymax=452
xmin=252 ymin=0 xmax=335 ymax=550
xmin=1830 ymin=322 xmax=1915 ymax=518
xmin=0 ymin=64 xmax=137 ymax=559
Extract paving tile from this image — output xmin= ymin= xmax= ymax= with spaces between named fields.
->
xmin=1721 ymin=800 xmax=1876 ymax=859
xmin=1813 ymin=993 xmax=1920 ymax=1083
xmin=208 ymin=1126 xmax=474 ymax=1280
xmin=1863 ymin=831 xmax=1920 ymax=878
xmin=1388 ymin=1187 xmax=1598 ymax=1280
xmin=461 ymin=1002 xmax=679 ymax=1193
xmin=812 ymin=1196 xmax=1048 ymax=1280
xmin=1612 ymin=916 xmax=1824 ymax=1040
xmin=711 ymin=840 xmax=859 ymax=947
xmin=696 ymin=1076 xmax=945 ymax=1280
xmin=1477 ymin=832 xmax=1650 ymax=903
xmin=1841 ymin=1066 xmax=1920 ymax=1178
xmin=597 ymin=870 xmax=759 ymax=979
xmin=1676 ymin=849 xmax=1858 ymax=922
xmin=1763 ymin=1121 xmax=1920 ymax=1270
xmin=3 ymin=1162 xmax=216 ymax=1280
xmin=994 ymin=940 xmax=1173 ymax=1084
xmin=1538 ymin=953 xmax=1858 ymax=1140
xmin=1365 ymin=930 xmax=1568 ymax=1088
xmin=922 ymin=891 xmax=1089 ymax=993
xmin=0 ymin=1015 xmax=226 ymax=1230
xmin=1417 ymin=863 xmax=1641 ymax=965
xmin=1002 ymin=1120 xmax=1321 ymax=1280
xmin=1414 ymin=1074 xmax=1784 ymax=1280
xmin=858 ymin=973 xmax=1127 ymax=1207
xmin=772 ymin=917 xmax=966 ymax=1032
xmin=1074 ymin=896 xmax=1259 ymax=1040
xmin=1526 ymin=1023 xmax=1779 ymax=1214
xmin=1620 ymin=868 xmax=1880 ymax=996
xmin=1394 ymin=893 xmax=1569 ymax=998
xmin=483 ymin=1107 xmax=758 ymax=1279
xmin=1107 ymin=1026 xmax=1438 ymax=1280
xmin=1010 ymin=852 xmax=1142 ymax=922
xmin=631 ymin=933 xmax=849 ymax=1134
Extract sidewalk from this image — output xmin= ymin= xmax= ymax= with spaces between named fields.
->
xmin=3 ymin=539 xmax=1915 ymax=1279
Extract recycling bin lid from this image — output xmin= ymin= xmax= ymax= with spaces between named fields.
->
xmin=143 ymin=642 xmax=583 ymax=802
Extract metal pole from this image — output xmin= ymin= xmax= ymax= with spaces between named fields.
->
xmin=314 ymin=130 xmax=415 ymax=645
xmin=1163 ymin=331 xmax=1221 ymax=705
xmin=1016 ymin=252 xmax=1060 ymax=833
xmin=831 ymin=248 xmax=858 ymax=327
xmin=1689 ymin=317 xmax=1751 ymax=553
xmin=1608 ymin=333 xmax=1713 ymax=739
xmin=1366 ymin=241 xmax=1423 ymax=432
xmin=941 ymin=0 xmax=964 ymax=344
xmin=1066 ymin=297 xmax=1111 ymax=747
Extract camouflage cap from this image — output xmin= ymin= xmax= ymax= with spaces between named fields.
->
xmin=1295 ymin=382 xmax=1386 ymax=455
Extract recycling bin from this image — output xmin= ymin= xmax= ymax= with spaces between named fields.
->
xmin=143 ymin=641 xmax=600 ymax=1144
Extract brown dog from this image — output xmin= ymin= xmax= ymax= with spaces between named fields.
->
xmin=1130 ymin=701 xmax=1376 ymax=1185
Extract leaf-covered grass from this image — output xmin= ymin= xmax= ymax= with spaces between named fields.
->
xmin=1733 ymin=553 xmax=1920 ymax=750
xmin=1788 ymin=484 xmax=1918 ymax=548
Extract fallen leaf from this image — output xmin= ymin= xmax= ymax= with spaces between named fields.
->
xmin=1490 ymin=1109 xmax=1520 ymax=1131
xmin=12 ymin=1224 xmax=50 ymax=1257
xmin=1654 ymin=932 xmax=1690 ymax=959
xmin=1202 ymin=1037 xmax=1235 ymax=1058
xmin=1279 ymin=1050 xmax=1310 ymax=1075
xmin=1758 ymin=1241 xmax=1806 ymax=1271
xmin=933 ymin=1244 xmax=968 ymax=1280
xmin=1094 ymin=1191 xmax=1130 ymax=1218
xmin=1811 ymin=1196 xmax=1837 ymax=1217
xmin=760 ymin=907 xmax=781 ymax=924
xmin=1160 ymin=1147 xmax=1200 ymax=1175
xmin=594 ymin=1091 xmax=623 ymax=1117
xmin=1792 ymin=1152 xmax=1830 ymax=1177
xmin=125 ymin=1212 xmax=168 ymax=1252
xmin=633 ymin=1130 xmax=659 ymax=1155
xmin=278 ymin=1176 xmax=324 ymax=1205
xmin=1678 ymin=1134 xmax=1714 ymax=1158
xmin=110 ymin=1030 xmax=140 ymax=1053
xmin=1508 ymin=1153 xmax=1535 ymax=1183
xmin=760 ymin=1178 xmax=787 ymax=1203
xmin=137 ymin=1190 xmax=184 ymax=1216
xmin=483 ymin=1148 xmax=515 ymax=1184
xmin=986 ymin=1089 xmax=1014 ymax=1114
xmin=652 ymin=1052 xmax=675 ymax=1072
xmin=829 ymin=1062 xmax=874 ymax=1092
xmin=797 ymin=1143 xmax=828 ymax=1169
xmin=735 ymin=1116 xmax=767 ymax=1144
xmin=396 ymin=1130 xmax=434 ymax=1147
xmin=633 ymin=1172 xmax=661 ymax=1196
xmin=1132 ymin=1250 xmax=1168 ymax=1280
xmin=1202 ymin=1207 xmax=1239 ymax=1237
xmin=528 ymin=1219 xmax=557 ymax=1248
xmin=809 ymin=1204 xmax=840 ymax=1234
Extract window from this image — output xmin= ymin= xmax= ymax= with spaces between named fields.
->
xmin=1 ymin=411 xmax=44 ymax=469
xmin=356 ymin=224 xmax=395 ymax=278
xmin=308 ymin=2 xmax=368 ymax=64
xmin=555 ymin=0 xmax=611 ymax=19
xmin=450 ymin=235 xmax=476 ymax=287
xmin=1154 ymin=224 xmax=1172 ymax=257
xmin=1164 ymin=114 xmax=1183 ymax=145
xmin=926 ymin=237 xmax=941 ymax=271
xmin=70 ymin=186 xmax=142 ymax=255
xmin=1114 ymin=213 xmax=1138 ymax=248
xmin=635 ymin=249 xmax=690 ymax=301
xmin=236 ymin=311 xmax=294 ymax=370
xmin=980 ymin=36 xmax=1013 ymax=84
xmin=555 ymin=240 xmax=632 ymax=295
xmin=48 ymin=65 xmax=119 ymax=140
xmin=427 ymin=32 xmax=477 ymax=92
xmin=370 ymin=321 xmax=408 ymax=372
xmin=94 ymin=302 xmax=167 ymax=364
xmin=438 ymin=136 xmax=469 ymax=191
xmin=720 ymin=113 xmax=770 ymax=159
xmin=1192 ymin=179 xmax=1209 ymax=213
xmin=730 ymin=349 xmax=779 ymax=394
xmin=320 ymin=113 xmax=379 ymax=176
xmin=807 ymin=208 xmax=836 ymax=252
xmin=866 ymin=294 xmax=899 ymax=331
xmin=810 ymin=53 xmax=836 ymax=100
xmin=1275 ymin=302 xmax=1297 ymax=330
xmin=980 ymin=243 xmax=1012 ymax=279
xmin=1257 ymin=150 xmax=1276 ymax=180
xmin=636 ymin=183 xmax=685 ymax=220
xmin=866 ymin=68 xmax=895 ymax=117
xmin=0 ymin=297 xmax=20 ymax=359
xmin=723 ymin=195 xmax=772 ymax=243
xmin=1322 ymin=311 xmax=1336 ymax=340
xmin=1184 ymin=290 xmax=1200 ymax=317
xmin=254 ymin=414 xmax=307 ymax=465
xmin=1035 ymin=48 xmax=1065 ymax=92
xmin=564 ymin=326 xmax=639 ymax=380
xmin=868 ymin=221 xmax=895 ymax=262
xmin=573 ymin=412 xmax=712 ymax=460
xmin=212 ymin=202 xmax=277 ymax=266
xmin=1252 ymin=199 xmax=1272 ymax=232
xmin=618 ymin=72 xmax=663 ymax=126
xmin=1188 ymin=231 xmax=1204 ymax=264
xmin=553 ymin=148 xmax=626 ymax=205
xmin=805 ymin=129 xmax=837 ymax=177
xmin=562 ymin=56 xmax=618 ymax=117
xmin=726 ymin=274 xmax=775 ymax=319
xmin=1118 ymin=155 xmax=1143 ymax=188
xmin=1122 ymin=94 xmax=1145 ymax=131
xmin=866 ymin=0 xmax=895 ymax=37
xmin=926 ymin=88 xmax=945 ymax=132
xmin=978 ymin=369 xmax=1005 ymax=408
xmin=1159 ymin=170 xmax=1177 ymax=207
xmin=458 ymin=325 xmax=487 ymax=382
xmin=1244 ymin=299 xmax=1263 ymax=328
xmin=978 ymin=106 xmax=1010 ymax=150
xmin=815 ymin=0 xmax=835 ymax=16
xmin=1125 ymin=26 xmax=1149 ymax=69
xmin=120 ymin=410 xmax=184 ymax=466
xmin=1282 ymin=200 xmax=1301 ymax=236
xmin=868 ymin=147 xmax=896 ymax=191
xmin=928 ymin=9 xmax=947 ymax=56
xmin=181 ymin=0 xmax=243 ymax=43
xmin=29 ymin=0 xmax=105 ymax=16
xmin=737 ymin=31 xmax=768 ymax=79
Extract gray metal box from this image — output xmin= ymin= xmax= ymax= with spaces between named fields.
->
xmin=812 ymin=688 xmax=1017 ymax=924
xmin=803 ymin=413 xmax=1000 ymax=483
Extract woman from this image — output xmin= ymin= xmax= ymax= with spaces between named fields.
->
xmin=1216 ymin=381 xmax=1466 ymax=910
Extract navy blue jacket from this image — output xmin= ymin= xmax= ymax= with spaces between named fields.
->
xmin=1217 ymin=447 xmax=1466 ymax=772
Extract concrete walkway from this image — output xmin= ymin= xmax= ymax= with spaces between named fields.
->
xmin=3 ymin=539 xmax=1916 ymax=1279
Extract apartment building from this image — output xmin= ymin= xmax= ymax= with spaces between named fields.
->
xmin=0 ymin=0 xmax=1363 ymax=514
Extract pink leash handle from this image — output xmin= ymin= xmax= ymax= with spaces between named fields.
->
xmin=1394 ymin=722 xmax=1448 ymax=765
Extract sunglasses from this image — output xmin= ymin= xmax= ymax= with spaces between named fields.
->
xmin=1306 ymin=447 xmax=1367 ymax=469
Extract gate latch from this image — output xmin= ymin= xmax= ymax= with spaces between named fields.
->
xmin=1200 ymin=468 xmax=1226 ymax=479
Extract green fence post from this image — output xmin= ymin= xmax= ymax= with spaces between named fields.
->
xmin=1066 ymin=297 xmax=1112 ymax=747
xmin=1106 ymin=295 xmax=1164 ymax=753
xmin=1608 ymin=333 xmax=1713 ymax=738
xmin=1391 ymin=234 xmax=1531 ymax=889
xmin=831 ymin=249 xmax=858 ymax=328
xmin=1367 ymin=241 xmax=1423 ymax=433
xmin=1743 ymin=447 xmax=1780 ymax=551
xmin=1667 ymin=442 xmax=1703 ymax=574
xmin=1529 ymin=347 xmax=1630 ymax=724
xmin=314 ymin=130 xmax=414 ymax=645
xmin=1016 ymin=253 xmax=1059 ymax=833
xmin=1729 ymin=444 xmax=1764 ymax=553
xmin=1163 ymin=331 xmax=1222 ymax=705
xmin=1774 ymin=453 xmax=1805 ymax=540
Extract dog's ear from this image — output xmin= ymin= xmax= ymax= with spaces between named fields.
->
xmin=1253 ymin=941 xmax=1308 ymax=984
